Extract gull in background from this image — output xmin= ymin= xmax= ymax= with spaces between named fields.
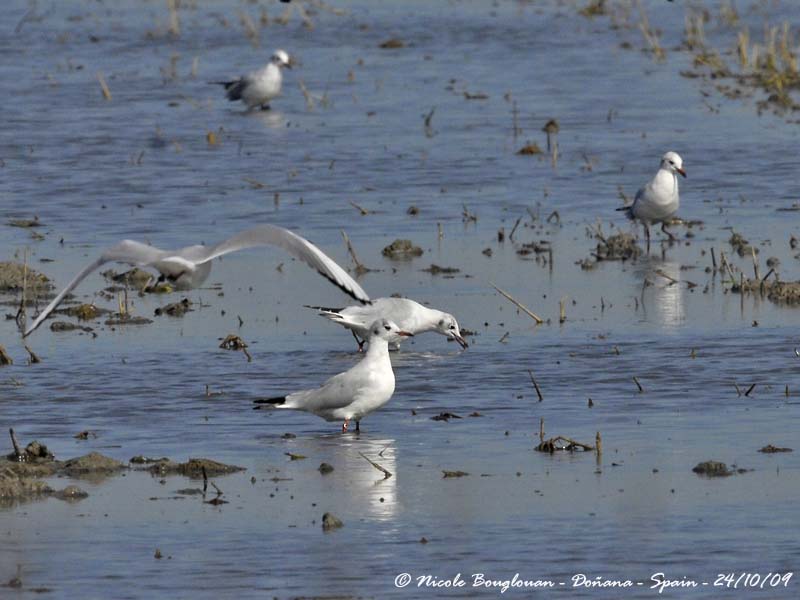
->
xmin=23 ymin=224 xmax=369 ymax=337
xmin=212 ymin=49 xmax=292 ymax=111
xmin=253 ymin=318 xmax=413 ymax=432
xmin=308 ymin=298 xmax=467 ymax=351
xmin=617 ymin=151 xmax=686 ymax=247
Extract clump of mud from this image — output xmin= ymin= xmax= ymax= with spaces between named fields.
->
xmin=154 ymin=298 xmax=192 ymax=317
xmin=50 ymin=321 xmax=94 ymax=333
xmin=692 ymin=460 xmax=750 ymax=477
xmin=580 ymin=232 xmax=640 ymax=269
xmin=729 ymin=232 xmax=758 ymax=257
xmin=57 ymin=303 xmax=110 ymax=320
xmin=0 ymin=262 xmax=52 ymax=294
xmin=140 ymin=458 xmax=245 ymax=478
xmin=382 ymin=239 xmax=423 ymax=259
xmin=731 ymin=275 xmax=800 ymax=306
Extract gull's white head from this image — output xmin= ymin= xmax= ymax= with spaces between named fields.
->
xmin=367 ymin=318 xmax=413 ymax=343
xmin=271 ymin=49 xmax=292 ymax=69
xmin=660 ymin=151 xmax=686 ymax=178
xmin=435 ymin=313 xmax=468 ymax=349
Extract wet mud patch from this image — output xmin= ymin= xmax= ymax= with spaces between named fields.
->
xmin=154 ymin=298 xmax=192 ymax=317
xmin=731 ymin=276 xmax=800 ymax=306
xmin=138 ymin=457 xmax=245 ymax=478
xmin=382 ymin=239 xmax=423 ymax=260
xmin=580 ymin=232 xmax=640 ymax=269
xmin=0 ymin=262 xmax=52 ymax=294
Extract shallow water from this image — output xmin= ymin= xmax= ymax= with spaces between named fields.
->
xmin=1 ymin=0 xmax=799 ymax=598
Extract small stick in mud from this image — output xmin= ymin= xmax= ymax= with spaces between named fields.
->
xmin=9 ymin=428 xmax=22 ymax=460
xmin=340 ymin=230 xmax=374 ymax=275
xmin=595 ymin=432 xmax=602 ymax=455
xmin=734 ymin=382 xmax=742 ymax=396
xmin=539 ymin=417 xmax=544 ymax=444
xmin=751 ymin=247 xmax=760 ymax=280
xmin=559 ymin=296 xmax=567 ymax=324
xmin=202 ymin=465 xmax=208 ymax=494
xmin=633 ymin=376 xmax=644 ymax=393
xmin=527 ymin=370 xmax=544 ymax=402
xmin=423 ymin=106 xmax=436 ymax=138
xmin=491 ymin=284 xmax=543 ymax=324
xmin=358 ymin=451 xmax=392 ymax=479
xmin=744 ymin=383 xmax=756 ymax=397
xmin=710 ymin=247 xmax=717 ymax=270
xmin=509 ymin=216 xmax=522 ymax=241
xmin=348 ymin=201 xmax=370 ymax=216
xmin=24 ymin=345 xmax=40 ymax=364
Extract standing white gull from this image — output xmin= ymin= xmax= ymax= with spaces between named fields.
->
xmin=617 ymin=151 xmax=686 ymax=246
xmin=212 ymin=49 xmax=292 ymax=111
xmin=308 ymin=298 xmax=467 ymax=350
xmin=23 ymin=224 xmax=369 ymax=337
xmin=253 ymin=318 xmax=412 ymax=432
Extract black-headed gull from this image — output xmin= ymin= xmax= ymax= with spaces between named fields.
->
xmin=618 ymin=151 xmax=686 ymax=245
xmin=253 ymin=318 xmax=412 ymax=432
xmin=23 ymin=224 xmax=369 ymax=337
xmin=308 ymin=298 xmax=467 ymax=350
xmin=213 ymin=49 xmax=292 ymax=111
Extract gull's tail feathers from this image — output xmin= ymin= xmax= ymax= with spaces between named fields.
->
xmin=253 ymin=396 xmax=286 ymax=410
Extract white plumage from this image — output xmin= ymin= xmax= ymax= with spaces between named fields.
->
xmin=214 ymin=49 xmax=292 ymax=110
xmin=619 ymin=151 xmax=686 ymax=245
xmin=253 ymin=319 xmax=413 ymax=432
xmin=23 ymin=224 xmax=369 ymax=337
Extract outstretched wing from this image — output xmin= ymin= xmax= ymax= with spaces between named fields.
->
xmin=23 ymin=240 xmax=168 ymax=337
xmin=179 ymin=224 xmax=371 ymax=304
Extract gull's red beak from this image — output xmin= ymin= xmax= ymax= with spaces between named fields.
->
xmin=398 ymin=331 xmax=414 ymax=337
xmin=676 ymin=167 xmax=687 ymax=178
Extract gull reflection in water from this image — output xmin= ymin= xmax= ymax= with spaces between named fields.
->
xmin=637 ymin=259 xmax=686 ymax=330
xmin=310 ymin=433 xmax=398 ymax=522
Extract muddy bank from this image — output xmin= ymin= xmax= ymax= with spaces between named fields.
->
xmin=1 ymin=436 xmax=244 ymax=507
xmin=0 ymin=261 xmax=52 ymax=294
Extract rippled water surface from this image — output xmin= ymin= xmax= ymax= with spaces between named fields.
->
xmin=1 ymin=0 xmax=800 ymax=598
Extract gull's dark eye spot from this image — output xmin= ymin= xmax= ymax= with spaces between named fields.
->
xmin=384 ymin=325 xmax=391 ymax=331
xmin=449 ymin=325 xmax=455 ymax=330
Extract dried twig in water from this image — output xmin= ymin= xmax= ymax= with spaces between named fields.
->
xmin=633 ymin=376 xmax=644 ymax=393
xmin=734 ymin=382 xmax=742 ymax=396
xmin=539 ymin=417 xmax=544 ymax=444
xmin=423 ymin=106 xmax=436 ymax=138
xmin=509 ymin=217 xmax=522 ymax=242
xmin=341 ymin=230 xmax=374 ymax=275
xmin=24 ymin=346 xmax=40 ymax=364
xmin=97 ymin=72 xmax=112 ymax=100
xmin=653 ymin=269 xmax=697 ymax=289
xmin=462 ymin=204 xmax=477 ymax=223
xmin=559 ymin=296 xmax=567 ymax=324
xmin=358 ymin=451 xmax=392 ymax=479
xmin=9 ymin=428 xmax=22 ymax=460
xmin=167 ymin=0 xmax=180 ymax=36
xmin=744 ymin=383 xmax=756 ymax=397
xmin=349 ymin=201 xmax=370 ymax=216
xmin=491 ymin=284 xmax=543 ymax=324
xmin=527 ymin=370 xmax=543 ymax=402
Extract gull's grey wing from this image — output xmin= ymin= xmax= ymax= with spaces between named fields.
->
xmin=23 ymin=240 xmax=168 ymax=337
xmin=180 ymin=225 xmax=371 ymax=304
xmin=285 ymin=369 xmax=367 ymax=413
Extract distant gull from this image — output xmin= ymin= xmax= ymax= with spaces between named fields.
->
xmin=253 ymin=318 xmax=412 ymax=432
xmin=23 ymin=224 xmax=369 ymax=337
xmin=308 ymin=298 xmax=467 ymax=350
xmin=212 ymin=49 xmax=292 ymax=110
xmin=617 ymin=151 xmax=686 ymax=246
